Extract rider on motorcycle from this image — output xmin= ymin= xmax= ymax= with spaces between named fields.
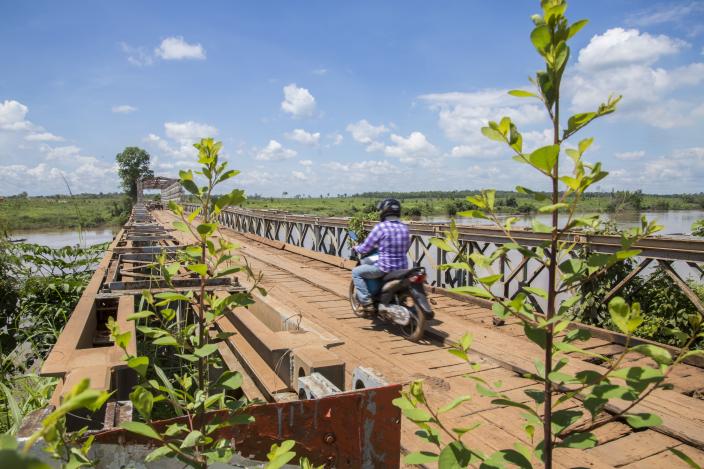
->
xmin=352 ymin=198 xmax=411 ymax=314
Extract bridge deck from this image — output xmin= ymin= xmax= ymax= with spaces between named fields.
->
xmin=153 ymin=210 xmax=704 ymax=468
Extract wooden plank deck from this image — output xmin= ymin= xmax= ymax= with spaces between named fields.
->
xmin=154 ymin=210 xmax=704 ymax=468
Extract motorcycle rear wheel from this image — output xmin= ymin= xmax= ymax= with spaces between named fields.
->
xmin=399 ymin=295 xmax=425 ymax=342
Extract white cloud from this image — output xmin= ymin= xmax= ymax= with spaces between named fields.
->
xmin=324 ymin=160 xmax=396 ymax=174
xmin=449 ymin=144 xmax=486 ymax=158
xmin=346 ymin=119 xmax=389 ymax=148
xmin=383 ymin=131 xmax=439 ymax=163
xmin=144 ymin=121 xmax=218 ymax=163
xmin=120 ymin=42 xmax=154 ymax=66
xmin=112 ymin=105 xmax=137 ymax=114
xmin=577 ymin=28 xmax=687 ymax=70
xmin=285 ymin=128 xmax=320 ymax=145
xmin=44 ymin=145 xmax=81 ymax=160
xmin=25 ymin=131 xmax=63 ymax=142
xmin=419 ymin=90 xmax=545 ymax=157
xmin=626 ymin=2 xmax=704 ymax=33
xmin=569 ymin=28 xmax=704 ymax=128
xmin=0 ymin=100 xmax=32 ymax=131
xmin=312 ymin=68 xmax=328 ymax=75
xmin=155 ymin=36 xmax=206 ymax=60
xmin=299 ymin=159 xmax=313 ymax=166
xmin=255 ymin=139 xmax=297 ymax=161
xmin=615 ymin=150 xmax=645 ymax=160
xmin=281 ymin=83 xmax=317 ymax=117
xmin=164 ymin=121 xmax=217 ymax=142
xmin=328 ymin=132 xmax=343 ymax=146
xmin=291 ymin=170 xmax=308 ymax=181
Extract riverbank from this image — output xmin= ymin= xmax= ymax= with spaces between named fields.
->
xmin=241 ymin=191 xmax=704 ymax=218
xmin=0 ymin=194 xmax=130 ymax=230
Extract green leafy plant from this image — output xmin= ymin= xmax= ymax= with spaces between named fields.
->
xmin=110 ymin=137 xmax=262 ymax=468
xmin=693 ymin=219 xmax=704 ymax=237
xmin=396 ymin=1 xmax=702 ymax=467
xmin=347 ymin=211 xmax=378 ymax=247
xmin=0 ymin=378 xmax=110 ymax=469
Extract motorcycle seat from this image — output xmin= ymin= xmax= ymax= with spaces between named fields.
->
xmin=382 ymin=268 xmax=419 ymax=282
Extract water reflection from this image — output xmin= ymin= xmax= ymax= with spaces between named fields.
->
xmin=423 ymin=210 xmax=704 ymax=235
xmin=11 ymin=227 xmax=119 ymax=248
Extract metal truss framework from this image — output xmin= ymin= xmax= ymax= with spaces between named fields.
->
xmin=184 ymin=205 xmax=704 ymax=316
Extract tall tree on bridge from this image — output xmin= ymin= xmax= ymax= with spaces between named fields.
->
xmin=116 ymin=147 xmax=154 ymax=201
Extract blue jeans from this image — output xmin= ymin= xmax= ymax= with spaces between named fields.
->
xmin=352 ymin=264 xmax=385 ymax=305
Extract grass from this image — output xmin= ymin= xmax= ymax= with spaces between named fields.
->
xmin=240 ymin=191 xmax=704 ymax=218
xmin=0 ymin=194 xmax=131 ymax=230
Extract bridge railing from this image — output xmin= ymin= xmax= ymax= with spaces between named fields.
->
xmin=182 ymin=205 xmax=704 ymax=315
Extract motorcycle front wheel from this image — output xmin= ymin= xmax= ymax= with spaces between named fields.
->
xmin=399 ymin=294 xmax=425 ymax=342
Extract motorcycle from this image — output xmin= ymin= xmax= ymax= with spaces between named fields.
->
xmin=347 ymin=231 xmax=433 ymax=342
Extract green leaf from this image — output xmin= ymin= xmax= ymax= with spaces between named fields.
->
xmin=429 ymin=237 xmax=456 ymax=253
xmin=404 ymin=452 xmax=439 ymax=464
xmin=609 ymin=297 xmax=643 ymax=334
xmin=153 ymin=335 xmax=178 ymax=346
xmin=450 ymin=285 xmax=493 ymax=300
xmin=558 ymin=432 xmax=597 ymax=449
xmin=528 ymin=144 xmax=560 ymax=173
xmin=567 ymin=19 xmax=589 ymax=39
xmin=439 ymin=395 xmax=472 ymax=414
xmin=181 ymin=430 xmax=203 ymax=448
xmin=187 ymin=263 xmax=208 ymax=276
xmin=538 ymin=202 xmax=568 ymax=213
xmin=144 ymin=445 xmax=174 ymax=463
xmin=508 ymin=89 xmax=538 ymax=98
xmin=154 ymin=292 xmax=191 ymax=302
xmin=266 ymin=441 xmax=296 ymax=469
xmin=516 ymin=185 xmax=548 ymax=201
xmin=478 ymin=274 xmax=502 ymax=286
xmin=625 ymin=413 xmax=662 ymax=429
xmin=215 ymin=371 xmax=243 ymax=390
xmin=402 ymin=407 xmax=433 ymax=422
xmin=530 ymin=25 xmax=551 ymax=53
xmin=173 ymin=221 xmax=189 ymax=233
xmin=194 ymin=343 xmax=219 ymax=358
xmin=196 ymin=223 xmax=217 ymax=237
xmin=670 ymin=448 xmax=703 ymax=469
xmin=481 ymin=126 xmax=506 ymax=142
xmin=532 ymin=219 xmax=553 ymax=233
xmin=438 ymin=441 xmax=474 ymax=469
xmin=522 ymin=286 xmax=547 ymax=299
xmin=120 ymin=421 xmax=162 ymax=441
xmin=630 ymin=344 xmax=672 ymax=365
xmin=127 ymin=356 xmax=149 ymax=378
xmin=126 ymin=310 xmax=154 ymax=321
xmin=551 ymin=409 xmax=583 ymax=434
xmin=130 ymin=386 xmax=154 ymax=420
xmin=524 ymin=323 xmax=547 ymax=349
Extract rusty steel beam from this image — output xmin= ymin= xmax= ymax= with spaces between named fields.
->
xmin=92 ymin=385 xmax=402 ymax=468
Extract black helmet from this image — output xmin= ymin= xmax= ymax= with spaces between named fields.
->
xmin=377 ymin=198 xmax=401 ymax=221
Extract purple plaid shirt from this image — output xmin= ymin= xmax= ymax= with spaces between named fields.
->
xmin=355 ymin=220 xmax=410 ymax=272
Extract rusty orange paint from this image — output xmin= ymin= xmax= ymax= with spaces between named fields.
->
xmin=94 ymin=385 xmax=402 ymax=468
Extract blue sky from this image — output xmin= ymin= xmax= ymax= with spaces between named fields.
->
xmin=1 ymin=1 xmax=703 ymax=196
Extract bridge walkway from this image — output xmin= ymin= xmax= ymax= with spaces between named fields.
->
xmin=153 ymin=210 xmax=704 ymax=468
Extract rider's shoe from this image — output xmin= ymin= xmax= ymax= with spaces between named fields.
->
xmin=361 ymin=303 xmax=376 ymax=316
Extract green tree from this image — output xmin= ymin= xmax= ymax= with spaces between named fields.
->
xmin=115 ymin=147 xmax=154 ymax=200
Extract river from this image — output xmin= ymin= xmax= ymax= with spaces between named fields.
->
xmin=10 ymin=227 xmax=120 ymax=248
xmin=423 ymin=209 xmax=704 ymax=236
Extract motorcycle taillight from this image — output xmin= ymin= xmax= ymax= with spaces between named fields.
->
xmin=409 ymin=273 xmax=426 ymax=284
